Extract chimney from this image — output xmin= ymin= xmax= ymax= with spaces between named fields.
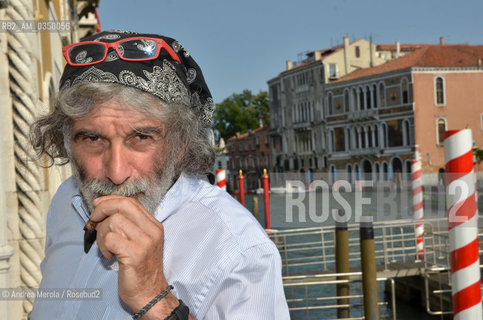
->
xmin=396 ymin=41 xmax=400 ymax=58
xmin=343 ymin=36 xmax=350 ymax=74
xmin=314 ymin=51 xmax=321 ymax=60
xmin=286 ymin=60 xmax=293 ymax=70
xmin=440 ymin=37 xmax=444 ymax=45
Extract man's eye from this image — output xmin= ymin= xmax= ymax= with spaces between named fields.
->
xmin=85 ymin=135 xmax=100 ymax=142
xmin=135 ymin=134 xmax=151 ymax=141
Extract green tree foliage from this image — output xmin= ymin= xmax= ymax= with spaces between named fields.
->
xmin=214 ymin=90 xmax=270 ymax=141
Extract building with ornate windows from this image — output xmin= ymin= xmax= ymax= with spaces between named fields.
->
xmin=267 ymin=37 xmax=392 ymax=174
xmin=324 ymin=41 xmax=483 ymax=184
xmin=227 ymin=127 xmax=272 ymax=191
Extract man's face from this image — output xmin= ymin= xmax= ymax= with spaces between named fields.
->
xmin=69 ymin=99 xmax=176 ymax=214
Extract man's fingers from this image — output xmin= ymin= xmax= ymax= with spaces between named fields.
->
xmin=98 ymin=231 xmax=126 ymax=259
xmin=96 ymin=213 xmax=148 ymax=242
xmin=90 ymin=196 xmax=161 ymax=230
xmin=95 ymin=212 xmax=162 ymax=260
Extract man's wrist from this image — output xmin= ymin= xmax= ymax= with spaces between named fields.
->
xmin=140 ymin=292 xmax=180 ymax=320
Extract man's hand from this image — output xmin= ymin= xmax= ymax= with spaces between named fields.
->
xmin=90 ymin=195 xmax=179 ymax=319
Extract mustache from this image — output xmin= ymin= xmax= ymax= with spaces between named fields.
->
xmin=88 ymin=178 xmax=150 ymax=197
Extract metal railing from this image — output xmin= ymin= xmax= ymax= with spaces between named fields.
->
xmin=273 ymin=217 xmax=483 ymax=318
xmin=269 ymin=219 xmax=421 ymax=277
xmin=283 ymin=272 xmax=396 ymax=320
xmin=420 ymin=217 xmax=483 ymax=316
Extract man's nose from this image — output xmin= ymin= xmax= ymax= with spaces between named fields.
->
xmin=104 ymin=143 xmax=131 ymax=185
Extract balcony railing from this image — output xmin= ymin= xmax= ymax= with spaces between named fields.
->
xmin=348 ymin=147 xmax=379 ymax=156
xmin=348 ymin=109 xmax=379 ymax=121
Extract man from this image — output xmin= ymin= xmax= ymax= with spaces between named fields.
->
xmin=30 ymin=30 xmax=289 ymax=319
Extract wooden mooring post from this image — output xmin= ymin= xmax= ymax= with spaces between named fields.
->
xmin=360 ymin=221 xmax=380 ymax=320
xmin=335 ymin=219 xmax=350 ymax=318
xmin=252 ymin=195 xmax=259 ymax=220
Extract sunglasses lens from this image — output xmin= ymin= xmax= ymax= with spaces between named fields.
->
xmin=118 ymin=39 xmax=158 ymax=60
xmin=68 ymin=43 xmax=106 ymax=65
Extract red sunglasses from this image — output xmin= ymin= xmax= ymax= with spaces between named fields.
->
xmin=62 ymin=37 xmax=181 ymax=66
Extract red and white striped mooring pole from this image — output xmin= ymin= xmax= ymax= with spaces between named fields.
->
xmin=215 ymin=169 xmax=226 ymax=191
xmin=238 ymin=170 xmax=245 ymax=207
xmin=411 ymin=152 xmax=424 ymax=259
xmin=444 ymin=129 xmax=482 ymax=320
xmin=262 ymin=169 xmax=271 ymax=230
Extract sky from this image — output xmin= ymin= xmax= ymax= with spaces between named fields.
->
xmin=97 ymin=0 xmax=483 ymax=104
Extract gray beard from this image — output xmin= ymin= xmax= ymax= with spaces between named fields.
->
xmin=70 ymin=158 xmax=177 ymax=216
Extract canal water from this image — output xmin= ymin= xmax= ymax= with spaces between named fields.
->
xmin=239 ymin=186 xmax=481 ymax=320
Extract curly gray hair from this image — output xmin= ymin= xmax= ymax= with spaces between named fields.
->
xmin=30 ymin=82 xmax=215 ymax=176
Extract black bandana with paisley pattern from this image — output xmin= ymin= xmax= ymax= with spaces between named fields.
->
xmin=59 ymin=30 xmax=214 ymax=127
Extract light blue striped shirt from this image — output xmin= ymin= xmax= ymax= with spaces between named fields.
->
xmin=31 ymin=173 xmax=289 ymax=319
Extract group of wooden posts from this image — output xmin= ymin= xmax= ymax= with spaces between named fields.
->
xmin=335 ymin=220 xmax=380 ymax=319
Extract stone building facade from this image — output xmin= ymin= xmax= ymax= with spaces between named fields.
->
xmin=0 ymin=1 xmax=99 ymax=319
xmin=324 ymin=43 xmax=483 ymax=184
xmin=227 ymin=127 xmax=272 ymax=191
xmin=267 ymin=37 xmax=390 ymax=174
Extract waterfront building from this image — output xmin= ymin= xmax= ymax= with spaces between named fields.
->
xmin=324 ymin=41 xmax=483 ymax=184
xmin=267 ymin=36 xmax=390 ymax=174
xmin=227 ymin=127 xmax=272 ymax=191
xmin=0 ymin=1 xmax=99 ymax=319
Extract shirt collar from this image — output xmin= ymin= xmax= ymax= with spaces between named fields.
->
xmin=153 ymin=172 xmax=199 ymax=222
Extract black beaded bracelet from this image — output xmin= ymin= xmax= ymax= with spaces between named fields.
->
xmin=132 ymin=285 xmax=174 ymax=320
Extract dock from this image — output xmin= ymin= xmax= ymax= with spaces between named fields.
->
xmin=268 ymin=217 xmax=483 ymax=319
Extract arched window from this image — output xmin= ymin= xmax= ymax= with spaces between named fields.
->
xmin=379 ymin=83 xmax=385 ymax=107
xmin=374 ymin=126 xmax=379 ymax=147
xmin=344 ymin=89 xmax=350 ymax=112
xmin=373 ymin=84 xmax=378 ymax=108
xmin=330 ymin=130 xmax=335 ymax=152
xmin=355 ymin=127 xmax=360 ymax=149
xmin=435 ymin=77 xmax=445 ymax=105
xmin=366 ymin=86 xmax=371 ymax=109
xmin=437 ymin=118 xmax=447 ymax=145
xmin=352 ymin=88 xmax=358 ymax=111
xmin=361 ymin=127 xmax=366 ymax=148
xmin=359 ymin=88 xmax=364 ymax=110
xmin=346 ymin=127 xmax=351 ymax=150
xmin=327 ymin=92 xmax=333 ymax=115
xmin=404 ymin=120 xmax=411 ymax=145
xmin=367 ymin=126 xmax=372 ymax=147
xmin=382 ymin=123 xmax=388 ymax=148
xmin=401 ymin=78 xmax=409 ymax=104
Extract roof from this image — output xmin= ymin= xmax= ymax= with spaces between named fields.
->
xmin=278 ymin=43 xmax=350 ymax=75
xmin=270 ymin=39 xmax=370 ymax=79
xmin=227 ymin=127 xmax=269 ymax=141
xmin=334 ymin=44 xmax=483 ymax=83
xmin=376 ymin=44 xmax=426 ymax=52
